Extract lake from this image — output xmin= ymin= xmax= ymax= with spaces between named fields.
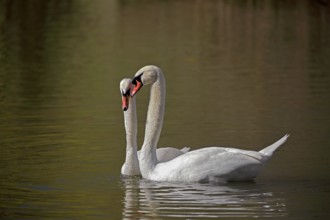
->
xmin=0 ymin=0 xmax=329 ymax=219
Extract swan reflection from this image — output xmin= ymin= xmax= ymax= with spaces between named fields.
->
xmin=121 ymin=177 xmax=287 ymax=219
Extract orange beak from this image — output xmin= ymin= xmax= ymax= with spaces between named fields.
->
xmin=122 ymin=95 xmax=129 ymax=111
xmin=131 ymin=80 xmax=143 ymax=97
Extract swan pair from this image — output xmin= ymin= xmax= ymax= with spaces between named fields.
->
xmin=120 ymin=65 xmax=289 ymax=182
xmin=120 ymin=78 xmax=189 ymax=176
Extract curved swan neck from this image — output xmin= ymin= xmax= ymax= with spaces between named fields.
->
xmin=124 ymin=96 xmax=139 ymax=168
xmin=141 ymin=69 xmax=166 ymax=170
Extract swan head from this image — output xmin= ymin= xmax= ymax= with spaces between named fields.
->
xmin=120 ymin=78 xmax=133 ymax=111
xmin=131 ymin=65 xmax=160 ymax=96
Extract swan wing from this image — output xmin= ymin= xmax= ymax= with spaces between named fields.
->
xmin=151 ymin=147 xmax=265 ymax=182
xmin=156 ymin=147 xmax=184 ymax=162
xmin=138 ymin=147 xmax=189 ymax=163
xmin=180 ymin=147 xmax=190 ymax=153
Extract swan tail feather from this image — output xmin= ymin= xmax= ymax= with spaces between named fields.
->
xmin=259 ymin=134 xmax=290 ymax=156
xmin=180 ymin=147 xmax=190 ymax=153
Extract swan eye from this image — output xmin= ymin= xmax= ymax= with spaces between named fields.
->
xmin=132 ymin=72 xmax=143 ymax=85
xmin=121 ymin=89 xmax=130 ymax=96
xmin=122 ymin=89 xmax=130 ymax=96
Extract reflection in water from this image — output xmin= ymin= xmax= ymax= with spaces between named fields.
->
xmin=121 ymin=177 xmax=287 ymax=219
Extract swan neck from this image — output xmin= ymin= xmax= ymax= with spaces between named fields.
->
xmin=124 ymin=96 xmax=139 ymax=168
xmin=144 ymin=72 xmax=165 ymax=150
xmin=141 ymin=70 xmax=166 ymax=173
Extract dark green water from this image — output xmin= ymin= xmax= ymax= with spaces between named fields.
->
xmin=0 ymin=0 xmax=329 ymax=219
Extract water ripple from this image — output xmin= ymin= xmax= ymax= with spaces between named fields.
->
xmin=121 ymin=177 xmax=287 ymax=219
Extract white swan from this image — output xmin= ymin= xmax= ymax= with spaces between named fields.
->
xmin=130 ymin=65 xmax=289 ymax=182
xmin=120 ymin=78 xmax=190 ymax=176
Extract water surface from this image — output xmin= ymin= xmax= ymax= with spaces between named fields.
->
xmin=0 ymin=0 xmax=329 ymax=219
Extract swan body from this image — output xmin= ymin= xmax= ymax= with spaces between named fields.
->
xmin=130 ymin=65 xmax=289 ymax=182
xmin=120 ymin=78 xmax=189 ymax=176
